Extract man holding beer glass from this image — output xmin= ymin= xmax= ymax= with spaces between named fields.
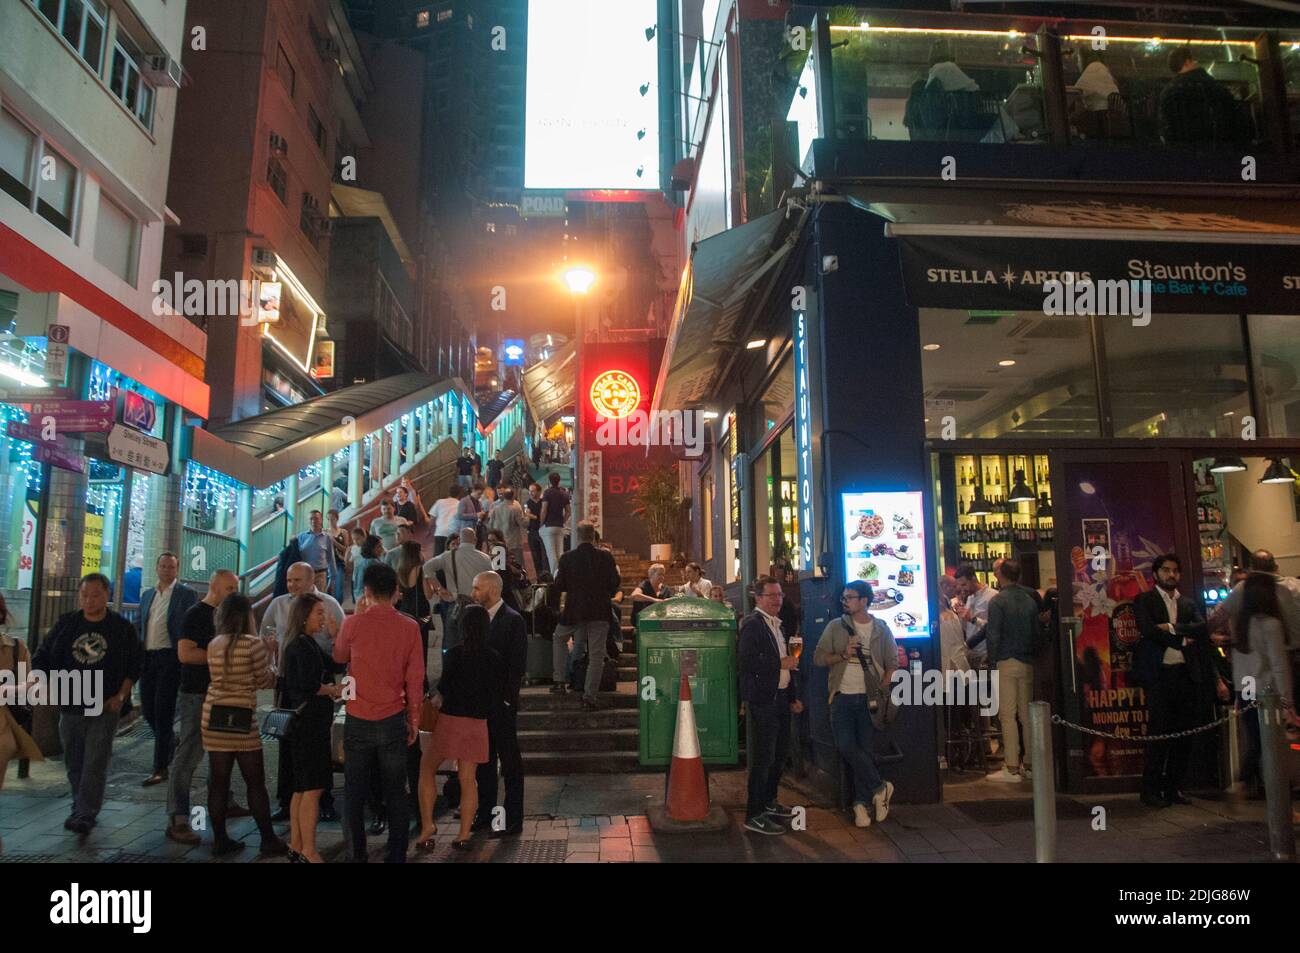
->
xmin=739 ymin=575 xmax=800 ymax=835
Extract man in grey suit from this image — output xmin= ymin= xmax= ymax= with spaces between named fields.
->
xmin=138 ymin=552 xmax=200 ymax=786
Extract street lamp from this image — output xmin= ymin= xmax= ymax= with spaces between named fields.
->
xmin=563 ymin=266 xmax=596 ymax=295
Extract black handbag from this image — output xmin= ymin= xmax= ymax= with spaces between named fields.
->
xmin=208 ymin=704 xmax=255 ymax=734
xmin=261 ymin=703 xmax=306 ymax=740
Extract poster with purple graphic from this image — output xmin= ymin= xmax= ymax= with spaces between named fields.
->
xmin=1065 ymin=461 xmax=1177 ymax=780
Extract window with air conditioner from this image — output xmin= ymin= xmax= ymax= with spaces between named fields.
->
xmin=35 ymin=144 xmax=76 ymax=235
xmin=94 ymin=192 xmax=138 ymax=284
xmin=109 ymin=31 xmax=154 ymax=131
xmin=0 ymin=109 xmax=37 ymax=207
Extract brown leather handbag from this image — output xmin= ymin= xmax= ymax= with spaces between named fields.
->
xmin=418 ymin=696 xmax=440 ymax=734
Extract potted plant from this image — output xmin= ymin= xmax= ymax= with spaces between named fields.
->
xmin=631 ymin=464 xmax=681 ymax=562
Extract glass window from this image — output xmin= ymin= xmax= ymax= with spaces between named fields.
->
xmin=1249 ymin=314 xmax=1300 ymax=437
xmin=110 ymin=33 xmax=154 ymax=129
xmin=276 ymin=42 xmax=296 ymax=96
xmin=60 ymin=0 xmax=83 ymax=52
xmin=753 ymin=356 xmax=793 ymax=443
xmin=920 ymin=308 xmax=1100 ymax=438
xmin=1104 ymin=314 xmax=1248 ymax=437
xmin=36 ymin=144 xmax=76 ymax=234
xmin=0 ymin=109 xmax=37 ymax=207
xmin=752 ymin=428 xmax=801 ymax=576
xmin=828 ymin=19 xmax=1044 ymax=144
xmin=36 ymin=0 xmax=61 ymax=26
xmin=94 ymin=192 xmax=137 ymax=283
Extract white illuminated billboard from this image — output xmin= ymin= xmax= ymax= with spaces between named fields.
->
xmin=525 ymin=0 xmax=661 ymax=190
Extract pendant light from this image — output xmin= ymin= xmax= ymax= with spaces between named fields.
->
xmin=1259 ymin=457 xmax=1294 ymax=485
xmin=1008 ymin=467 xmax=1035 ymax=503
xmin=1209 ymin=455 xmax=1247 ymax=474
xmin=967 ymin=485 xmax=993 ymax=517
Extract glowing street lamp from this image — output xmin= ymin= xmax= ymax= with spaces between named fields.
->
xmin=563 ymin=266 xmax=597 ymax=295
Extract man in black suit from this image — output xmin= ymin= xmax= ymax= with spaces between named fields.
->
xmin=138 ymin=552 xmax=200 ymax=786
xmin=739 ymin=574 xmax=800 ymax=835
xmin=1133 ymin=552 xmax=1212 ymax=808
xmin=548 ymin=521 xmax=621 ymax=710
xmin=470 ymin=570 xmax=529 ymax=836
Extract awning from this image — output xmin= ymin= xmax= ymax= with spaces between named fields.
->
xmin=190 ymin=372 xmax=467 ymax=488
xmin=653 ymin=207 xmax=807 ymax=412
xmin=841 ymin=187 xmax=1300 ymax=315
xmin=521 ymin=340 xmax=577 ymax=427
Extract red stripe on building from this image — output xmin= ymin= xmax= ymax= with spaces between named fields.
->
xmin=0 ymin=222 xmax=206 ymax=380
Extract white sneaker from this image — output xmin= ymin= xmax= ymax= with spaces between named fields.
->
xmin=872 ymin=781 xmax=894 ymax=823
xmin=987 ymin=767 xmax=1022 ymax=783
xmin=853 ymin=803 xmax=872 ymax=828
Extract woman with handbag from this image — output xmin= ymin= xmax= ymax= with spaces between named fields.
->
xmin=202 ymin=592 xmax=288 ymax=858
xmin=0 ymin=594 xmax=43 ymax=856
xmin=279 ymin=593 xmax=343 ymax=863
xmin=414 ymin=604 xmax=502 ymax=851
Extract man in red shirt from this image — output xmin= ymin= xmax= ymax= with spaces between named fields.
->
xmin=334 ymin=562 xmax=425 ymax=862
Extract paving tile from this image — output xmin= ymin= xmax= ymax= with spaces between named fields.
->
xmin=918 ymin=829 xmax=965 ymax=852
xmin=952 ymin=827 xmax=999 ymax=850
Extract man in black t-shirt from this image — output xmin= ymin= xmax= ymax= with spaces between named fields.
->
xmin=31 ymin=574 xmax=143 ymax=834
xmin=486 ymin=451 xmax=505 ymax=490
xmin=456 ymin=447 xmax=475 ymax=487
xmin=523 ymin=483 xmax=546 ymax=578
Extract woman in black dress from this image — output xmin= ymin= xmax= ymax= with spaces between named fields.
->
xmin=280 ymin=593 xmax=342 ymax=863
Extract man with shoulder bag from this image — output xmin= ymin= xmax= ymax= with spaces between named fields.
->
xmin=424 ymin=528 xmax=492 ymax=651
xmin=813 ymin=580 xmax=898 ymax=828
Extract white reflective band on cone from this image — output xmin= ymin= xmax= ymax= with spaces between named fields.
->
xmin=672 ymin=700 xmax=701 ymax=760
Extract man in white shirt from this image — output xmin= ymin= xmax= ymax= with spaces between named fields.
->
xmin=424 ymin=528 xmax=493 ymax=649
xmin=383 ymin=523 xmax=417 ymax=569
xmin=260 ymin=562 xmax=344 ymax=654
xmin=138 ymin=551 xmax=199 ymax=786
xmin=680 ymin=562 xmax=713 ymax=599
xmin=954 ymin=565 xmax=994 ymax=666
xmin=430 ymin=485 xmax=464 ymax=556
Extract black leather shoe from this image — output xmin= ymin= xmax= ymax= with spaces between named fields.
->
xmin=1140 ymin=792 xmax=1171 ymax=808
xmin=368 ymin=818 xmax=387 ymax=836
xmin=270 ymin=806 xmax=291 ymax=822
xmin=318 ymin=806 xmax=339 ymax=823
xmin=1165 ymin=790 xmax=1192 ymax=806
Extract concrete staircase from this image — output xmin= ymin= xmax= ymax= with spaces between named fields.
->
xmin=517 ymin=546 xmax=686 ymax=775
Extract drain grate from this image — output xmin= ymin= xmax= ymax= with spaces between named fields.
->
xmin=103 ymin=851 xmax=195 ymax=864
xmin=495 ymin=840 xmax=568 ymax=863
xmin=0 ymin=853 xmax=65 ymax=863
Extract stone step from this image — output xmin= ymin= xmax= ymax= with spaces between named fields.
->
xmin=517 ymin=686 xmax=638 ymax=711
xmin=516 ymin=707 xmax=638 ymax=731
xmin=518 ymin=728 xmax=639 ymax=752
xmin=521 ymin=750 xmax=653 ymax=775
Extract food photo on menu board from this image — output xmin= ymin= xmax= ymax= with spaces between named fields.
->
xmin=841 ymin=491 xmax=931 ymax=640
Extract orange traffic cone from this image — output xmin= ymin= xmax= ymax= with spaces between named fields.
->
xmin=666 ymin=673 xmax=709 ymax=821
xmin=648 ymin=672 xmax=730 ymax=832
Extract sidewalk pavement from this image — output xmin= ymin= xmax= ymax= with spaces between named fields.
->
xmin=2 ymin=719 xmax=1289 ymax=862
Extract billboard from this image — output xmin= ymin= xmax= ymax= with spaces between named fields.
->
xmin=841 ymin=490 xmax=931 ymax=641
xmin=525 ymin=0 xmax=660 ymax=191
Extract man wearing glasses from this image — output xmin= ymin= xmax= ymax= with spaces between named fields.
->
xmin=738 ymin=575 xmax=801 ymax=835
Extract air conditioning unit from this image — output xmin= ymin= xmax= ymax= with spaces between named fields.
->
xmin=143 ymin=55 xmax=184 ymax=88
xmin=251 ymin=247 xmax=276 ymax=269
xmin=317 ymin=37 xmax=340 ymax=61
xmin=269 ymin=132 xmax=289 ymax=158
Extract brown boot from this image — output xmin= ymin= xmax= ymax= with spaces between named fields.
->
xmin=165 ymin=820 xmax=201 ymax=846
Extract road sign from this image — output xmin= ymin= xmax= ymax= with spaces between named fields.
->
xmin=28 ymin=400 xmax=115 ymax=433
xmin=119 ymin=389 xmax=157 ymax=433
xmin=0 ymin=386 xmax=73 ymax=403
xmin=5 ymin=421 xmax=61 ymax=445
xmin=34 ymin=443 xmax=86 ymax=474
xmin=107 ymin=423 xmax=169 ymax=475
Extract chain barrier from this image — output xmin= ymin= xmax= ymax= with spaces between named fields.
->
xmin=1049 ymin=697 xmax=1295 ymax=743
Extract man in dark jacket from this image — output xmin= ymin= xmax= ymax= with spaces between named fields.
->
xmin=1158 ymin=45 xmax=1250 ymax=147
xmin=31 ymin=573 xmax=143 ymax=834
xmin=1133 ymin=552 xmax=1211 ymax=807
xmin=738 ymin=574 xmax=800 ymax=835
xmin=137 ymin=552 xmax=200 ymax=786
xmin=548 ymin=521 xmax=621 ymax=709
xmin=471 ymin=571 xmax=529 ymax=836
xmin=984 ymin=559 xmax=1040 ymax=783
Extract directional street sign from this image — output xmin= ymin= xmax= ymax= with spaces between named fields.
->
xmin=34 ymin=443 xmax=86 ymax=474
xmin=107 ymin=423 xmax=169 ymax=475
xmin=28 ymin=400 xmax=115 ymax=433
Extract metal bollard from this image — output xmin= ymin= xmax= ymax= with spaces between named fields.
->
xmin=1029 ymin=701 xmax=1056 ymax=863
xmin=1256 ymin=690 xmax=1296 ymax=863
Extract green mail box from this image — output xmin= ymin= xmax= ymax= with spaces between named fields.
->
xmin=636 ymin=597 xmax=738 ymax=766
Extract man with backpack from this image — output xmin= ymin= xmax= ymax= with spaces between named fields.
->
xmin=812 ymin=580 xmax=897 ymax=828
xmin=984 ymin=559 xmax=1041 ymax=783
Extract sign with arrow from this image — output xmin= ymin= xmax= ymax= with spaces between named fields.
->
xmin=28 ymin=400 xmax=115 ymax=433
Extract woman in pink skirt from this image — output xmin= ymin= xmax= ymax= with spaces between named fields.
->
xmin=416 ymin=604 xmax=503 ymax=849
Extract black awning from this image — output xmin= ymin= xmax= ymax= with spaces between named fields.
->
xmin=843 ymin=188 xmax=1300 ymax=314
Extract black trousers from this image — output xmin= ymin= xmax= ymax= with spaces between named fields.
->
xmin=476 ymin=702 xmax=524 ymax=830
xmin=527 ymin=533 xmax=546 ymax=578
xmin=1143 ymin=663 xmax=1199 ymax=798
xmin=140 ymin=649 xmax=181 ymax=774
xmin=745 ymin=688 xmax=791 ymax=820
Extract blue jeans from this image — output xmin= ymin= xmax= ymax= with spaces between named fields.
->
xmin=830 ymin=693 xmax=884 ymax=807
xmin=166 ymin=692 xmax=206 ymax=820
xmin=58 ymin=708 xmax=121 ymax=823
xmin=343 ymin=712 xmax=410 ymax=862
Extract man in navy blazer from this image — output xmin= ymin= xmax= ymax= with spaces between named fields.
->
xmin=738 ymin=574 xmax=801 ymax=835
xmin=138 ymin=552 xmax=200 ymax=785
xmin=471 ymin=571 xmax=529 ymax=836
